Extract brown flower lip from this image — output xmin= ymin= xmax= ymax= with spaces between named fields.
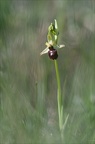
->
xmin=48 ymin=46 xmax=58 ymax=60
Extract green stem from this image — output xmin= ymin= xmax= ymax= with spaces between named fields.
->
xmin=54 ymin=60 xmax=63 ymax=135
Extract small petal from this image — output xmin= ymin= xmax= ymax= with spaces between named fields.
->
xmin=46 ymin=41 xmax=53 ymax=47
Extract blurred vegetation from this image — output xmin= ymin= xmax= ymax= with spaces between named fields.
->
xmin=0 ymin=0 xmax=95 ymax=143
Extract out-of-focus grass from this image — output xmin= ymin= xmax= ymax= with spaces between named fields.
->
xmin=0 ymin=0 xmax=95 ymax=143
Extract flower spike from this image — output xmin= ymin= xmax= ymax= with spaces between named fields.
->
xmin=40 ymin=20 xmax=65 ymax=59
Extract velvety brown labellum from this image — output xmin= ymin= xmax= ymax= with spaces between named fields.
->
xmin=48 ymin=47 xmax=58 ymax=60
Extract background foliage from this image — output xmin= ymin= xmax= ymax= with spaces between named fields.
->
xmin=0 ymin=0 xmax=95 ymax=143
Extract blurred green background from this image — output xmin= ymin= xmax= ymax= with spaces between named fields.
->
xmin=0 ymin=0 xmax=95 ymax=143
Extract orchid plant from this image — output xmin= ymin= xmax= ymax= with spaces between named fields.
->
xmin=40 ymin=20 xmax=69 ymax=142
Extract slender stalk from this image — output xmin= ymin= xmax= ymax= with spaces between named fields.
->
xmin=54 ymin=60 xmax=63 ymax=140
